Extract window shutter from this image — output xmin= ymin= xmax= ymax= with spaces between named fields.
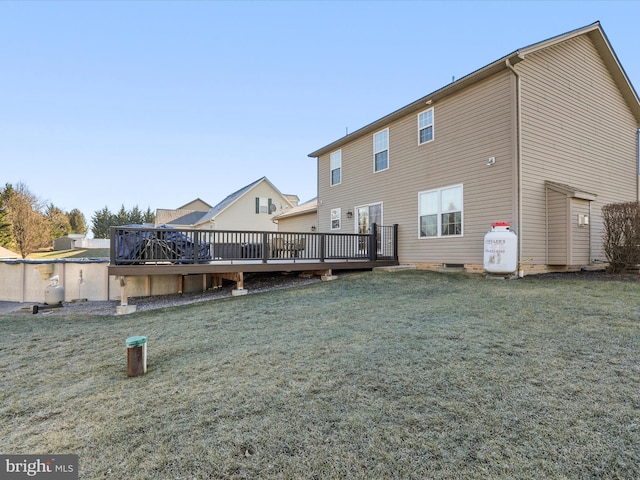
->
xmin=268 ymin=198 xmax=273 ymax=215
xmin=255 ymin=197 xmax=260 ymax=214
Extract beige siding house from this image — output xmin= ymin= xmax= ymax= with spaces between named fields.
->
xmin=308 ymin=22 xmax=640 ymax=274
xmin=156 ymin=177 xmax=298 ymax=232
xmin=156 ymin=198 xmax=212 ymax=227
xmin=273 ymin=198 xmax=318 ymax=232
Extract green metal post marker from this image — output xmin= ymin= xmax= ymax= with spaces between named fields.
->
xmin=126 ymin=336 xmax=148 ymax=377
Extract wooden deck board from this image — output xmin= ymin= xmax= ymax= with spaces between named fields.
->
xmin=107 ymin=259 xmax=398 ymax=277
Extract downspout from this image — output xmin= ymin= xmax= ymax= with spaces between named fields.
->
xmin=506 ymin=57 xmax=524 ymax=277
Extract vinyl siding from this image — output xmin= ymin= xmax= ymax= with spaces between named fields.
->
xmin=546 ymin=189 xmax=568 ymax=264
xmin=198 ymin=182 xmax=291 ymax=231
xmin=519 ymin=35 xmax=639 ymax=264
xmin=570 ymin=199 xmax=591 ymax=265
xmin=318 ymin=70 xmax=515 ymax=265
xmin=277 ymin=212 xmax=317 ymax=232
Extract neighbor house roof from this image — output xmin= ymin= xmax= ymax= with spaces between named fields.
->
xmin=273 ymin=198 xmax=318 ymax=220
xmin=308 ymin=22 xmax=640 ymax=158
xmin=0 ymin=246 xmax=20 ymax=259
xmin=177 ymin=198 xmax=212 ymax=210
xmin=163 ymin=211 xmax=209 ymax=226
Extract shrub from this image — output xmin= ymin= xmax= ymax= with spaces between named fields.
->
xmin=602 ymin=201 xmax=640 ymax=273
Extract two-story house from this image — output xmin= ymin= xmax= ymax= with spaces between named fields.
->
xmin=308 ymin=22 xmax=640 ymax=274
xmin=156 ymin=177 xmax=298 ymax=231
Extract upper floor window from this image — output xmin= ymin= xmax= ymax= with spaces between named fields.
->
xmin=331 ymin=208 xmax=341 ymax=230
xmin=330 ymin=150 xmax=342 ymax=186
xmin=418 ymin=184 xmax=463 ymax=237
xmin=418 ymin=108 xmax=434 ymax=144
xmin=255 ymin=197 xmax=274 ymax=214
xmin=373 ymin=129 xmax=389 ymax=172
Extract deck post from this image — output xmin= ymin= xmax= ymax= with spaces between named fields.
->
xmin=194 ymin=230 xmax=200 ymax=264
xmin=262 ymin=232 xmax=269 ymax=263
xmin=393 ymin=224 xmax=399 ymax=260
xmin=369 ymin=223 xmax=378 ymax=262
xmin=116 ymin=276 xmax=137 ymax=315
xmin=120 ymin=276 xmax=128 ymax=306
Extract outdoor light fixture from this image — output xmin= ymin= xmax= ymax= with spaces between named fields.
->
xmin=311 ymin=226 xmax=316 ymax=232
xmin=346 ymin=210 xmax=353 ymax=218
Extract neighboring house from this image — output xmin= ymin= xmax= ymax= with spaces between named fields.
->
xmin=308 ymin=22 xmax=640 ymax=274
xmin=0 ymin=246 xmax=19 ymax=260
xmin=53 ymin=234 xmax=88 ymax=251
xmin=273 ymin=198 xmax=318 ymax=232
xmin=156 ymin=177 xmax=298 ymax=231
xmin=156 ymin=198 xmax=212 ymax=227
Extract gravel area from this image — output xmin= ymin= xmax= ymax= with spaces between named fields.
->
xmin=8 ymin=272 xmax=328 ymax=316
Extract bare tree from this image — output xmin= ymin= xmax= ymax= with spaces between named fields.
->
xmin=3 ymin=183 xmax=51 ymax=258
xmin=602 ymin=201 xmax=640 ymax=273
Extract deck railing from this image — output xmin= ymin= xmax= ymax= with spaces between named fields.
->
xmin=110 ymin=224 xmax=398 ymax=266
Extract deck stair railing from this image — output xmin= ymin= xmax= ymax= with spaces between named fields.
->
xmin=110 ymin=224 xmax=398 ymax=265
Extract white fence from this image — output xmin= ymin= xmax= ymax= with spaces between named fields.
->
xmin=0 ymin=259 xmax=215 ymax=304
xmin=0 ymin=259 xmax=118 ymax=303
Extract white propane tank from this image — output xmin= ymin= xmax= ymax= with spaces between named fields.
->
xmin=483 ymin=222 xmax=518 ymax=274
xmin=44 ymin=275 xmax=65 ymax=305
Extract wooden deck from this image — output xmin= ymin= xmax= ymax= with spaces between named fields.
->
xmin=107 ymin=225 xmax=398 ymax=304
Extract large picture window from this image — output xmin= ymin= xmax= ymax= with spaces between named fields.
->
xmin=418 ymin=185 xmax=463 ymax=237
xmin=373 ymin=129 xmax=389 ymax=172
xmin=418 ymin=108 xmax=434 ymax=144
xmin=330 ymin=150 xmax=342 ymax=186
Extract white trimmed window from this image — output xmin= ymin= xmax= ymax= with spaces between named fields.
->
xmin=330 ymin=150 xmax=342 ymax=186
xmin=418 ymin=184 xmax=463 ymax=237
xmin=373 ymin=129 xmax=389 ymax=172
xmin=255 ymin=197 xmax=274 ymax=214
xmin=331 ymin=208 xmax=341 ymax=230
xmin=418 ymin=108 xmax=434 ymax=144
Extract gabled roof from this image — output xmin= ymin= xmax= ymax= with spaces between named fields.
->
xmin=308 ymin=22 xmax=640 ymax=158
xmin=195 ymin=177 xmax=295 ymax=225
xmin=164 ymin=211 xmax=209 ymax=225
xmin=273 ymin=198 xmax=318 ymax=220
xmin=0 ymin=246 xmax=20 ymax=259
xmin=177 ymin=198 xmax=212 ymax=210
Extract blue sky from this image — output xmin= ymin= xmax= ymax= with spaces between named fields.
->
xmin=1 ymin=0 xmax=638 ymax=228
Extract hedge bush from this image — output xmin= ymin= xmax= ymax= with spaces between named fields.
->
xmin=602 ymin=201 xmax=640 ymax=273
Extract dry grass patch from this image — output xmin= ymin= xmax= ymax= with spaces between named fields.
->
xmin=1 ymin=270 xmax=639 ymax=479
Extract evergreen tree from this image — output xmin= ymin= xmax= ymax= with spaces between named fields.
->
xmin=115 ymin=205 xmax=129 ymax=226
xmin=143 ymin=206 xmax=156 ymax=224
xmin=91 ymin=206 xmax=116 ymax=239
xmin=91 ymin=204 xmax=157 ymax=239
xmin=68 ymin=209 xmax=88 ymax=234
xmin=129 ymin=205 xmax=144 ymax=225
xmin=45 ymin=204 xmax=72 ymax=240
xmin=0 ymin=205 xmax=13 ymax=249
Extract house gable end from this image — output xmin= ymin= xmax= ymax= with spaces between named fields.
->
xmin=195 ymin=177 xmax=297 ymax=228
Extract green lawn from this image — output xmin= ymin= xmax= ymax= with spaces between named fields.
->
xmin=1 ymin=270 xmax=639 ymax=479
